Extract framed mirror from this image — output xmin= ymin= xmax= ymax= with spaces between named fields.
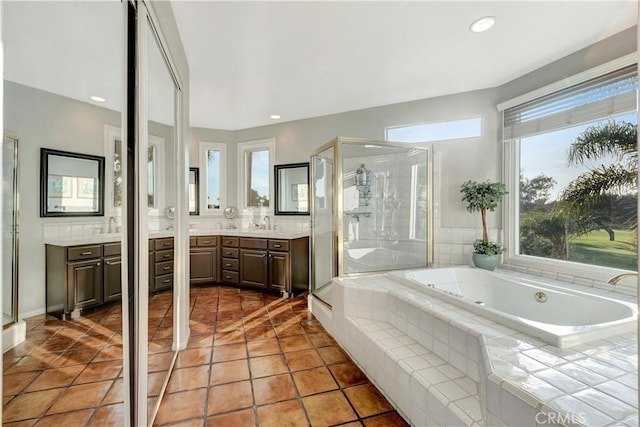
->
xmin=189 ymin=167 xmax=199 ymax=215
xmin=40 ymin=148 xmax=105 ymax=217
xmin=275 ymin=162 xmax=310 ymax=215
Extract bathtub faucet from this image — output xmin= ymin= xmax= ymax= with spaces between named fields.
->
xmin=607 ymin=273 xmax=638 ymax=286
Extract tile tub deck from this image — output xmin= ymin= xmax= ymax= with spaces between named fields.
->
xmin=311 ymin=271 xmax=638 ymax=426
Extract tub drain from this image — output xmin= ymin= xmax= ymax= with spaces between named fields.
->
xmin=475 ymin=301 xmax=485 ymax=306
xmin=535 ymin=292 xmax=547 ymax=303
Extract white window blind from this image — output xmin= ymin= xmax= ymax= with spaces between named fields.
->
xmin=503 ymin=66 xmax=637 ymax=140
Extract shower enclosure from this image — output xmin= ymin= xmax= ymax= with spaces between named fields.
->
xmin=311 ymin=137 xmax=432 ymax=306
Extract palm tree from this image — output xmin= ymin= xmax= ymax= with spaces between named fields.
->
xmin=559 ymin=120 xmax=637 ymax=242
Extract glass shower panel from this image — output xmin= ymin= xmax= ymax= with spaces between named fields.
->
xmin=311 ymin=147 xmax=335 ymax=305
xmin=2 ymin=136 xmax=18 ymax=327
xmin=341 ymin=143 xmax=428 ymax=275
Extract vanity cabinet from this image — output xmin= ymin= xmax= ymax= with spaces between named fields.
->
xmin=46 ymin=243 xmax=107 ymax=319
xmin=150 ymin=238 xmax=174 ymax=292
xmin=190 ymin=236 xmax=219 ymax=284
xmin=239 ymin=238 xmax=269 ymax=288
xmin=220 ymin=237 xmax=240 ymax=285
xmin=103 ymin=242 xmax=122 ymax=303
xmin=46 ymin=237 xmax=173 ymax=319
xmin=188 ymin=234 xmax=309 ymax=295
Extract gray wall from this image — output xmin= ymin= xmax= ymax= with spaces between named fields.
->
xmin=190 ymin=26 xmax=636 ymax=230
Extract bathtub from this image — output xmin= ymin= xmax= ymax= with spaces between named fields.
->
xmin=388 ymin=267 xmax=638 ymax=348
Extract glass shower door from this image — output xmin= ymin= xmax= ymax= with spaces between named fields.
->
xmin=311 ymin=146 xmax=335 ymax=305
xmin=3 ymin=135 xmax=19 ymax=327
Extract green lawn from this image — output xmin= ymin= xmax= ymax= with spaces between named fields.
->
xmin=569 ymin=229 xmax=638 ymax=271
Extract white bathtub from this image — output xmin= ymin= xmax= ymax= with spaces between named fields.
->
xmin=388 ymin=267 xmax=638 ymax=348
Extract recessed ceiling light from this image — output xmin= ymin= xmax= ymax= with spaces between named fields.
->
xmin=270 ymin=114 xmax=281 ymax=120
xmin=469 ymin=16 xmax=495 ymax=33
xmin=90 ymin=96 xmax=106 ymax=102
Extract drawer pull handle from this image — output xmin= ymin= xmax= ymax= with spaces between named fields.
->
xmin=163 ymin=243 xmax=171 ymax=246
xmin=163 ymin=279 xmax=170 ymax=284
xmin=163 ymin=266 xmax=171 ymax=270
xmin=96 ymin=262 xmax=101 ymax=266
xmin=203 ymin=240 xmax=211 ymax=244
xmin=225 ymin=264 xmax=231 ymax=267
xmin=262 ymin=254 xmax=266 ymax=257
xmin=163 ymin=254 xmax=171 ymax=258
xmin=81 ymin=251 xmax=93 ymax=255
xmin=273 ymin=244 xmax=281 ymax=248
xmin=225 ymin=275 xmax=231 ymax=279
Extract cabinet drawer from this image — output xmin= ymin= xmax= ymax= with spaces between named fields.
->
xmin=240 ymin=238 xmax=267 ymax=250
xmin=197 ymin=236 xmax=217 ymax=247
xmin=68 ymin=245 xmax=102 ymax=261
xmin=221 ymin=258 xmax=239 ymax=271
xmin=221 ymin=270 xmax=239 ymax=284
xmin=222 ymin=248 xmax=239 ymax=259
xmin=155 ymin=238 xmax=174 ymax=250
xmin=103 ymin=243 xmax=121 ymax=257
xmin=221 ymin=237 xmax=239 ymax=247
xmin=268 ymin=240 xmax=289 ymax=252
xmin=155 ymin=250 xmax=174 ymax=263
xmin=155 ymin=274 xmax=173 ymax=290
xmin=189 ymin=237 xmax=197 ymax=247
xmin=155 ymin=260 xmax=174 ymax=276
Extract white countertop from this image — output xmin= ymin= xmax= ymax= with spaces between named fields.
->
xmin=44 ymin=229 xmax=309 ymax=246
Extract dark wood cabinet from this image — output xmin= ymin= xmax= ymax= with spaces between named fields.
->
xmin=46 ymin=243 xmax=107 ymax=319
xmin=221 ymin=236 xmax=239 ymax=285
xmin=268 ymin=251 xmax=289 ymax=291
xmin=189 ymin=236 xmax=219 ymax=285
xmin=190 ymin=247 xmax=219 ymax=284
xmin=68 ymin=259 xmax=103 ymax=309
xmin=239 ymin=249 xmax=268 ymax=288
xmin=103 ymin=257 xmax=122 ymax=303
xmin=149 ymin=238 xmax=174 ymax=292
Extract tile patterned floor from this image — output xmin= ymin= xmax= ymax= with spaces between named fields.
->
xmin=2 ymin=286 xmax=409 ymax=426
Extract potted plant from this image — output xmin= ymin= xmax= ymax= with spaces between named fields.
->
xmin=460 ymin=180 xmax=507 ymax=271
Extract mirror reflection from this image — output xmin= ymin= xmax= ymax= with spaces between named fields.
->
xmin=40 ymin=148 xmax=105 ymax=217
xmin=3 ymin=1 xmax=125 ymax=425
xmin=145 ymin=13 xmax=178 ymax=425
xmin=275 ymin=163 xmax=310 ymax=215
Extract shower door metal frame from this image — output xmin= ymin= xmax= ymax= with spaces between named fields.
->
xmin=3 ymin=133 xmax=19 ymax=329
xmin=310 ymin=137 xmax=434 ymax=298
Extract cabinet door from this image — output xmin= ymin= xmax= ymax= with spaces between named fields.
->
xmin=239 ymin=249 xmax=268 ymax=288
xmin=269 ymin=252 xmax=290 ymax=291
xmin=103 ymin=257 xmax=122 ymax=303
xmin=190 ymin=247 xmax=218 ymax=284
xmin=149 ymin=252 xmax=155 ymax=292
xmin=68 ymin=260 xmax=103 ymax=309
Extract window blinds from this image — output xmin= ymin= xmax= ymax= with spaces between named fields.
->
xmin=503 ymin=65 xmax=637 ymax=140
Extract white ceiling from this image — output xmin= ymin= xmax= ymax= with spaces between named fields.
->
xmin=3 ymin=1 xmax=637 ymax=131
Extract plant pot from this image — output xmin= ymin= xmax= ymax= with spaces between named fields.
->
xmin=472 ymin=253 xmax=500 ymax=271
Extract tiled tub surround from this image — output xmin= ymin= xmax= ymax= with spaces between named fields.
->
xmin=317 ymin=271 xmax=638 ymax=427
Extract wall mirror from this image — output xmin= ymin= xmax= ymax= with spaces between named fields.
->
xmin=275 ymin=162 xmax=310 ymax=215
xmin=189 ymin=167 xmax=199 ymax=215
xmin=40 ymin=148 xmax=105 ymax=217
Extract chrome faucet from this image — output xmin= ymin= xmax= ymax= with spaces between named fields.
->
xmin=607 ymin=273 xmax=638 ymax=286
xmin=108 ymin=216 xmax=116 ymax=233
xmin=263 ymin=215 xmax=271 ymax=231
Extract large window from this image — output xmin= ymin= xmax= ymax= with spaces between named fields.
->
xmin=503 ymin=62 xmax=637 ymax=275
xmin=238 ymin=138 xmax=275 ymax=209
xmin=199 ymin=141 xmax=227 ymax=214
